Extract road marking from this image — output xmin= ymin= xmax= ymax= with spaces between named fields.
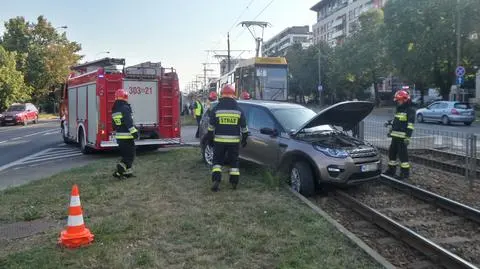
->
xmin=0 ymin=146 xmax=83 ymax=172
xmin=0 ymin=148 xmax=52 ymax=172
xmin=0 ymin=123 xmax=50 ymax=134
xmin=0 ymin=128 xmax=58 ymax=144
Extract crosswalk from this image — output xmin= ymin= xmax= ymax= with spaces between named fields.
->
xmin=11 ymin=146 xmax=83 ymax=169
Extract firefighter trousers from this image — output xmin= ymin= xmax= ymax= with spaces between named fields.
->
xmin=117 ymin=139 xmax=136 ymax=175
xmin=211 ymin=142 xmax=240 ymax=185
xmin=386 ymin=137 xmax=410 ymax=177
xmin=195 ymin=116 xmax=202 ymax=138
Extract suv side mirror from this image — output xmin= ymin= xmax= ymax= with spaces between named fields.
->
xmin=260 ymin=127 xmax=278 ymax=137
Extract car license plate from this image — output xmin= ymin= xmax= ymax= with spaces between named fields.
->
xmin=5 ymin=117 xmax=12 ymax=120
xmin=361 ymin=163 xmax=378 ymax=172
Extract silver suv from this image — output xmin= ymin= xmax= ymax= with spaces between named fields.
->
xmin=199 ymin=100 xmax=381 ymax=196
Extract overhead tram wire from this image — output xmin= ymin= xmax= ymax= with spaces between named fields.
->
xmin=232 ymin=0 xmax=275 ymax=43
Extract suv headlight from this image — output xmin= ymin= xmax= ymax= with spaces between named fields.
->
xmin=313 ymin=145 xmax=349 ymax=159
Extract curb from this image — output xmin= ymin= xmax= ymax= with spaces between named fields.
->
xmin=287 ymin=187 xmax=396 ymax=269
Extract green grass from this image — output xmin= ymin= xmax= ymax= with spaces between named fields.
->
xmin=181 ymin=115 xmax=197 ymax=126
xmin=38 ymin=113 xmax=58 ymax=120
xmin=0 ymin=148 xmax=382 ymax=269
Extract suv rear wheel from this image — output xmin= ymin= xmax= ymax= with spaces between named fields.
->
xmin=290 ymin=162 xmax=315 ymax=197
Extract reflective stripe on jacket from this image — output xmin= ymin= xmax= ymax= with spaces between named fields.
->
xmin=112 ymin=100 xmax=138 ymax=140
xmin=208 ymin=98 xmax=247 ymax=144
xmin=391 ymin=103 xmax=415 ymax=139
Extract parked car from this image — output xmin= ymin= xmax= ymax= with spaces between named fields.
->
xmin=199 ymin=100 xmax=381 ymax=196
xmin=415 ymin=101 xmax=475 ymax=126
xmin=0 ymin=103 xmax=39 ymax=126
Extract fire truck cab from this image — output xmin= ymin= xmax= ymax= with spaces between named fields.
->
xmin=61 ymin=57 xmax=181 ymax=153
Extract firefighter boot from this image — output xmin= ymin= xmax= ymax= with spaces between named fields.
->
xmin=211 ymin=171 xmax=222 ymax=192
xmin=124 ymin=168 xmax=135 ymax=178
xmin=113 ymin=162 xmax=127 ymax=179
xmin=399 ymin=168 xmax=410 ymax=180
xmin=229 ymin=168 xmax=240 ymax=190
xmin=384 ymin=165 xmax=397 ymax=177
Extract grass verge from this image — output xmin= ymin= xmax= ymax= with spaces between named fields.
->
xmin=181 ymin=115 xmax=197 ymax=126
xmin=0 ymin=148 xmax=382 ymax=269
xmin=38 ymin=113 xmax=58 ymax=120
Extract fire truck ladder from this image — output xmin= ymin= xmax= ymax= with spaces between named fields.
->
xmin=71 ymin=57 xmax=126 ymax=74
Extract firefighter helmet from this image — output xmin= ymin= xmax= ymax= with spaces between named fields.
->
xmin=393 ymin=90 xmax=410 ymax=103
xmin=241 ymin=91 xmax=251 ymax=100
xmin=220 ymin=84 xmax=236 ymax=98
xmin=208 ymin=91 xmax=218 ymax=101
xmin=115 ymin=89 xmax=129 ymax=101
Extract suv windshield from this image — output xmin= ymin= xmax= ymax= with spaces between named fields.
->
xmin=7 ymin=105 xmax=25 ymax=112
xmin=272 ymin=107 xmax=317 ymax=131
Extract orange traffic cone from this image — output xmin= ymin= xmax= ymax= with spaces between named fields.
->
xmin=58 ymin=184 xmax=94 ymax=248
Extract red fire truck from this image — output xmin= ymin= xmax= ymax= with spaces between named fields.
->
xmin=60 ymin=57 xmax=181 ymax=153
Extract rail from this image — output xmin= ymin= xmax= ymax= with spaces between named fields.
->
xmin=331 ymin=174 xmax=480 ymax=269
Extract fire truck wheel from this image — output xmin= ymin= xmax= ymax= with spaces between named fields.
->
xmin=78 ymin=129 xmax=93 ymax=154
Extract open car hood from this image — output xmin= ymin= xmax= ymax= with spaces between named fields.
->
xmin=292 ymin=101 xmax=374 ymax=136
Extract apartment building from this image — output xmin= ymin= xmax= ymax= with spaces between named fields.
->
xmin=261 ymin=26 xmax=313 ymax=57
xmin=310 ymin=0 xmax=385 ymax=47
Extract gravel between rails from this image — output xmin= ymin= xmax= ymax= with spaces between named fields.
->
xmin=310 ymin=194 xmax=438 ymax=269
xmin=346 ymin=182 xmax=480 ymax=267
xmin=379 ymin=154 xmax=480 ymax=210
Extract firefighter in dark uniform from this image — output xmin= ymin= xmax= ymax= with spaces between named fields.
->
xmin=194 ymin=95 xmax=204 ymax=138
xmin=384 ymin=90 xmax=415 ymax=179
xmin=206 ymin=84 xmax=248 ymax=192
xmin=112 ymin=88 xmax=139 ymax=179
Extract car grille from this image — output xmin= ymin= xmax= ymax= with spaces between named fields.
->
xmin=348 ymin=147 xmax=378 ymax=159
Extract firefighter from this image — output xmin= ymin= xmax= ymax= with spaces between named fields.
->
xmin=112 ymin=88 xmax=139 ymax=179
xmin=194 ymin=95 xmax=204 ymax=138
xmin=206 ymin=91 xmax=218 ymax=111
xmin=384 ymin=90 xmax=415 ymax=180
xmin=205 ymin=84 xmax=248 ymax=192
xmin=240 ymin=91 xmax=251 ymax=100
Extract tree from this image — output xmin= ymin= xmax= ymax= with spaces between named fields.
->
xmin=1 ymin=16 xmax=82 ymax=109
xmin=384 ymin=0 xmax=480 ymax=100
xmin=349 ymin=9 xmax=390 ymax=106
xmin=0 ymin=45 xmax=32 ymax=111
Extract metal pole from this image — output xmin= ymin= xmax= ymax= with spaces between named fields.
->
xmin=456 ymin=0 xmax=461 ymax=67
xmin=227 ymin=33 xmax=231 ymax=72
xmin=456 ymin=0 xmax=461 ymax=101
xmin=318 ymin=42 xmax=323 ymax=106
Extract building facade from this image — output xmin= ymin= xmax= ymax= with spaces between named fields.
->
xmin=261 ymin=26 xmax=313 ymax=57
xmin=310 ymin=0 xmax=385 ymax=47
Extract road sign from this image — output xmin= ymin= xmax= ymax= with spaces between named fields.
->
xmin=455 ymin=66 xmax=466 ymax=77
xmin=456 ymin=76 xmax=464 ymax=86
xmin=317 ymin=85 xmax=323 ymax=92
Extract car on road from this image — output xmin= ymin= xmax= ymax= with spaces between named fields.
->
xmin=199 ymin=100 xmax=382 ymax=196
xmin=415 ymin=101 xmax=475 ymax=126
xmin=0 ymin=103 xmax=39 ymax=126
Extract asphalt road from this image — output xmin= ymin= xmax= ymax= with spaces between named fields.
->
xmin=0 ymin=122 xmax=200 ymax=190
xmin=0 ymin=121 xmax=62 ymax=168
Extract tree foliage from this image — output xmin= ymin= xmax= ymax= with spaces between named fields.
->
xmin=285 ymin=0 xmax=479 ymax=105
xmin=0 ymin=16 xmax=82 ymax=111
xmin=0 ymin=45 xmax=32 ymax=111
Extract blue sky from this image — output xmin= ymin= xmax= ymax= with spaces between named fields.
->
xmin=0 ymin=0 xmax=316 ymax=91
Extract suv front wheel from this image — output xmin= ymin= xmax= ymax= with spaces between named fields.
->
xmin=201 ymin=141 xmax=214 ymax=166
xmin=290 ymin=162 xmax=315 ymax=197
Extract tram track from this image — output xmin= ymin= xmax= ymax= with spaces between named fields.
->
xmin=309 ymin=175 xmax=480 ymax=268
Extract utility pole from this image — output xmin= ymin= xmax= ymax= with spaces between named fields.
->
xmin=455 ymin=0 xmax=462 ymax=101
xmin=202 ymin=63 xmax=215 ymax=90
xmin=318 ymin=41 xmax=323 ymax=106
xmin=227 ymin=32 xmax=231 ymax=73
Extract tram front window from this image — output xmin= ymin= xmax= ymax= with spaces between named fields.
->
xmin=256 ymin=67 xmax=287 ymax=100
